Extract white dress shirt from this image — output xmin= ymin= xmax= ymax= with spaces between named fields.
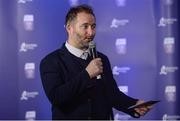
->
xmin=65 ymin=41 xmax=89 ymax=60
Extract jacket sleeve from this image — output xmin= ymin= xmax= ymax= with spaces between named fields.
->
xmin=40 ymin=54 xmax=91 ymax=108
xmin=102 ymin=55 xmax=138 ymax=112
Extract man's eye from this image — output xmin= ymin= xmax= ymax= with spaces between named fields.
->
xmin=83 ymin=25 xmax=88 ymax=29
xmin=81 ymin=24 xmax=96 ymax=29
xmin=91 ymin=25 xmax=96 ymax=29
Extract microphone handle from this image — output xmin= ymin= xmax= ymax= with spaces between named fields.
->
xmin=91 ymin=48 xmax=102 ymax=80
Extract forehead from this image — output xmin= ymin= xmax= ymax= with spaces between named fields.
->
xmin=76 ymin=12 xmax=96 ymax=24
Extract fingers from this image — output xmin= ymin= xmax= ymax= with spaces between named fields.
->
xmin=134 ymin=100 xmax=153 ymax=116
xmin=134 ymin=106 xmax=151 ymax=116
xmin=93 ymin=58 xmax=103 ymax=73
xmin=94 ymin=58 xmax=103 ymax=66
xmin=86 ymin=58 xmax=103 ymax=78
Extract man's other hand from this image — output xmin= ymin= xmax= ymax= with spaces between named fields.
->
xmin=134 ymin=100 xmax=153 ymax=116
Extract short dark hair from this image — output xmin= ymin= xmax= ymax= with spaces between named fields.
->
xmin=65 ymin=4 xmax=95 ymax=26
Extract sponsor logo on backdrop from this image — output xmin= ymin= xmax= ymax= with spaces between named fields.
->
xmin=114 ymin=113 xmax=131 ymax=121
xmin=23 ymin=14 xmax=34 ymax=31
xmin=113 ymin=66 xmax=131 ymax=75
xmin=18 ymin=0 xmax=33 ymax=4
xmin=158 ymin=17 xmax=177 ymax=27
xmin=68 ymin=0 xmax=79 ymax=6
xmin=19 ymin=42 xmax=38 ymax=52
xmin=118 ymin=86 xmax=128 ymax=95
xmin=115 ymin=0 xmax=127 ymax=7
xmin=110 ymin=18 xmax=129 ymax=28
xmin=159 ymin=65 xmax=178 ymax=75
xmin=163 ymin=37 xmax=175 ymax=54
xmin=24 ymin=63 xmax=35 ymax=79
xmin=163 ymin=114 xmax=180 ymax=121
xmin=115 ymin=38 xmax=127 ymax=54
xmin=20 ymin=91 xmax=39 ymax=100
xmin=25 ymin=110 xmax=36 ymax=120
xmin=163 ymin=0 xmax=174 ymax=5
xmin=165 ymin=85 xmax=176 ymax=102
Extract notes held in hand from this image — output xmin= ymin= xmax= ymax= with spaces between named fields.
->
xmin=127 ymin=100 xmax=160 ymax=118
xmin=128 ymin=100 xmax=160 ymax=110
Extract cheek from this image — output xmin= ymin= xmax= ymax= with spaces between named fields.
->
xmin=76 ymin=31 xmax=86 ymax=38
xmin=73 ymin=33 xmax=84 ymax=42
xmin=78 ymin=28 xmax=86 ymax=35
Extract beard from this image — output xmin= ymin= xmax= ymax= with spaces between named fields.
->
xmin=74 ymin=33 xmax=94 ymax=50
xmin=81 ymin=42 xmax=89 ymax=50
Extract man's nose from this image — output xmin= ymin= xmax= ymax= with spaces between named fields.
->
xmin=87 ymin=27 xmax=95 ymax=36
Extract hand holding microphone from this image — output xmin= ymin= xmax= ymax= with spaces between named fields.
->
xmin=85 ymin=41 xmax=102 ymax=79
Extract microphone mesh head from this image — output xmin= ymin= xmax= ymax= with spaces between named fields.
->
xmin=89 ymin=41 xmax=96 ymax=49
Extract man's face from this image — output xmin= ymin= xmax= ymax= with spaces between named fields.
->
xmin=68 ymin=12 xmax=96 ymax=50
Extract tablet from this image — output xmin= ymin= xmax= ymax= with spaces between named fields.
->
xmin=128 ymin=100 xmax=160 ymax=109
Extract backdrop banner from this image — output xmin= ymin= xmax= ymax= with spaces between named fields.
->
xmin=0 ymin=0 xmax=179 ymax=120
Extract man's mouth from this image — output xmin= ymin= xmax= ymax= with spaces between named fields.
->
xmin=86 ymin=37 xmax=93 ymax=41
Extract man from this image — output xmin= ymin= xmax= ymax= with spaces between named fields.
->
xmin=40 ymin=4 xmax=152 ymax=120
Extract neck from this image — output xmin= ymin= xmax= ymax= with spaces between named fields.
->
xmin=67 ymin=39 xmax=88 ymax=51
xmin=67 ymin=39 xmax=78 ymax=48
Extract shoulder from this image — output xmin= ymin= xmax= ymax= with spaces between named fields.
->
xmin=41 ymin=49 xmax=61 ymax=62
xmin=40 ymin=48 xmax=67 ymax=68
xmin=41 ymin=43 xmax=67 ymax=62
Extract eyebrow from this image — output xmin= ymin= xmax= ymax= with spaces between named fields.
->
xmin=81 ymin=23 xmax=96 ymax=26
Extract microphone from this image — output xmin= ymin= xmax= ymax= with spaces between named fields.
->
xmin=89 ymin=41 xmax=101 ymax=79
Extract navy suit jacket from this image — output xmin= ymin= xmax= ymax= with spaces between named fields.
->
xmin=40 ymin=44 xmax=137 ymax=120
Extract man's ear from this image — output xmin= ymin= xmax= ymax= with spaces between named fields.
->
xmin=66 ymin=24 xmax=70 ymax=32
xmin=66 ymin=23 xmax=72 ymax=33
xmin=66 ymin=23 xmax=73 ymax=34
